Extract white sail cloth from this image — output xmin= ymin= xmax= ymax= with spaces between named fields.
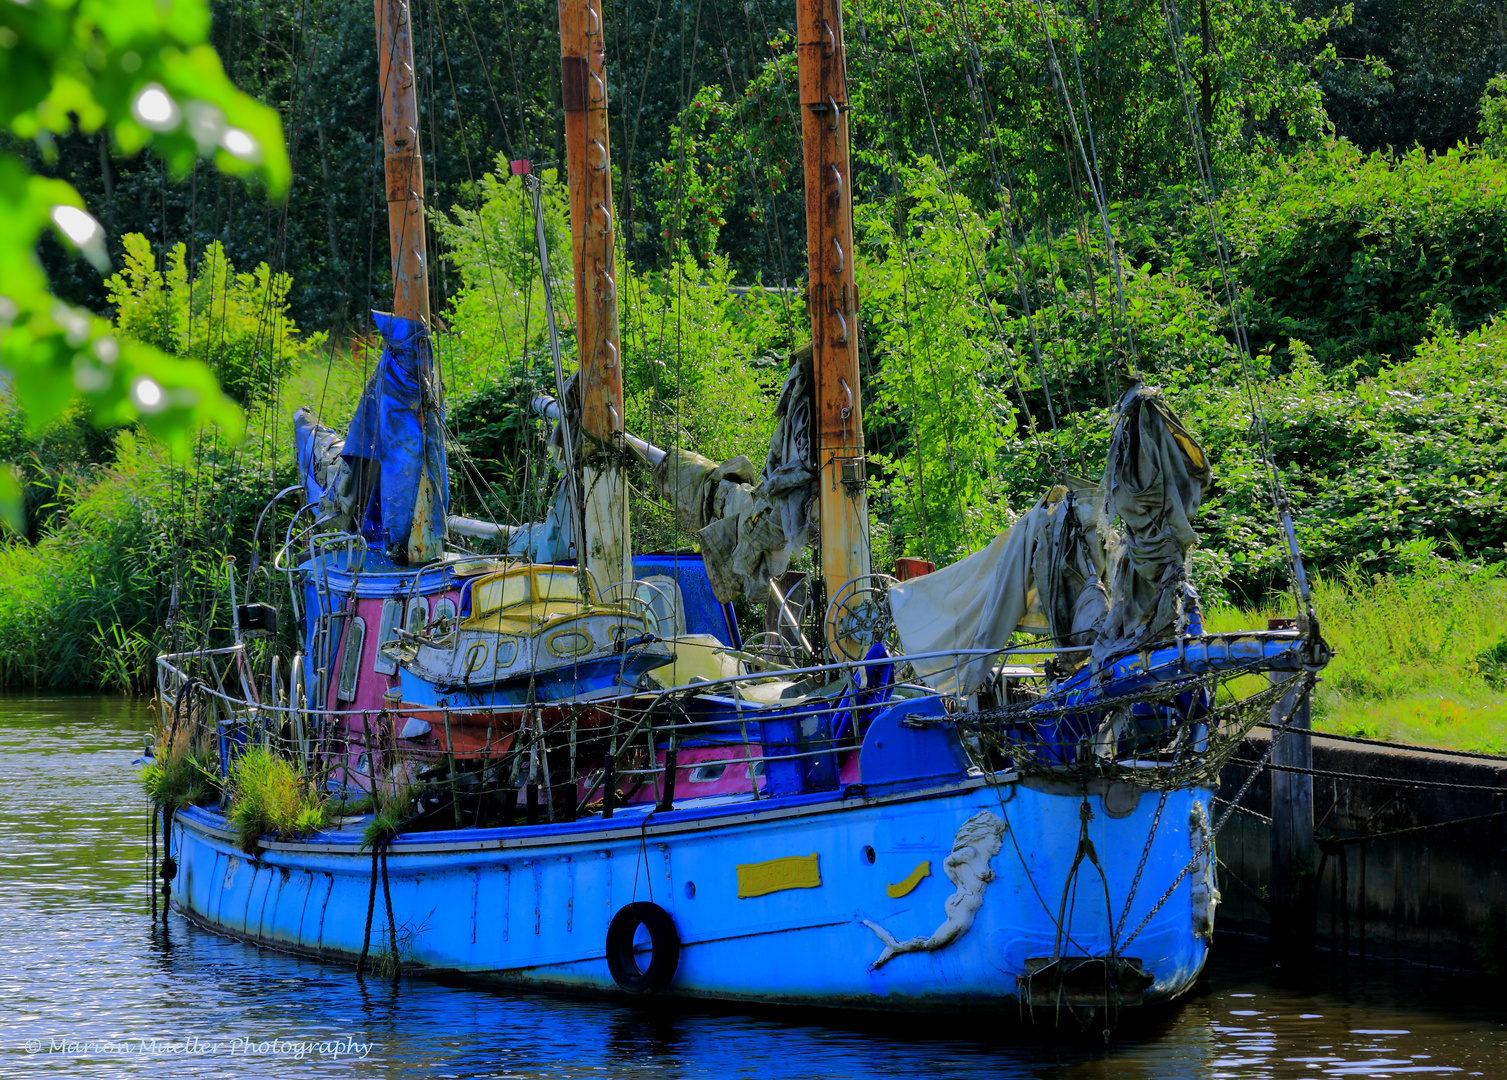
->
xmin=889 ymin=481 xmax=1107 ymax=695
xmin=890 ymin=383 xmax=1211 ymax=695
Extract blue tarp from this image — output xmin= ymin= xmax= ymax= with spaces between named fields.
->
xmin=292 ymin=407 xmax=336 ymax=507
xmin=343 ymin=312 xmax=448 ymax=555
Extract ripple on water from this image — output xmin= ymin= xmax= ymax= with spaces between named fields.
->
xmin=1 ymin=695 xmax=1506 ymax=1079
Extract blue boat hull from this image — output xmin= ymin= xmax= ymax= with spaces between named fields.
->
xmin=166 ymin=776 xmax=1215 ymax=1011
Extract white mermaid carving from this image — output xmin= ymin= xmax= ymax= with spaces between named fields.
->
xmin=862 ymin=810 xmax=1007 ymax=970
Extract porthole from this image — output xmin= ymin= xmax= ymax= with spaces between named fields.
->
xmin=689 ymin=763 xmax=727 ymax=783
xmin=373 ymin=599 xmax=402 ymax=675
xmin=462 ymin=640 xmax=489 ymax=678
xmin=405 ymin=596 xmax=429 ymax=635
xmin=863 ymin=845 xmax=876 ymax=865
xmin=546 ymin=629 xmax=594 ymax=658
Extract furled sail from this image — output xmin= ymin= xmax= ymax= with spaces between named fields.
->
xmin=890 ymin=382 xmax=1210 ymax=695
xmin=1092 ymin=382 xmax=1213 ymax=663
xmin=648 ymin=355 xmax=818 ymax=604
xmin=888 ymin=479 xmax=1108 ymax=695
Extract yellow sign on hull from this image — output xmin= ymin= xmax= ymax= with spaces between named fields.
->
xmin=736 ymin=854 xmax=822 ymax=898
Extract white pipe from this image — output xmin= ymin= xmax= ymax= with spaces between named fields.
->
xmin=532 ymin=393 xmax=665 ymax=467
xmin=447 ymin=515 xmax=519 ymax=540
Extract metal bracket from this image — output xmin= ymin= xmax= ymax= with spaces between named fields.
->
xmin=837 ymin=453 xmax=866 ymax=492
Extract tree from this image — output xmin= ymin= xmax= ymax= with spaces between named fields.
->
xmin=0 ymin=0 xmax=289 ymax=523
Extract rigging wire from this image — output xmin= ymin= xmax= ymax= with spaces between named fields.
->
xmin=890 ymin=0 xmax=1068 ymax=483
xmin=848 ymin=0 xmax=958 ymax=559
xmin=937 ymin=0 xmax=1082 ymax=435
xmin=1154 ymin=0 xmax=1314 ymax=625
xmin=1029 ymin=0 xmax=1135 ymax=373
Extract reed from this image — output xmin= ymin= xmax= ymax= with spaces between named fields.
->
xmin=139 ymin=694 xmax=222 ymax=812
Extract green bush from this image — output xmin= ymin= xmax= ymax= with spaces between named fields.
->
xmin=106 ymin=233 xmax=326 ymax=406
xmin=1213 ymin=140 xmax=1507 ymax=375
xmin=435 ymin=157 xmax=794 ymax=551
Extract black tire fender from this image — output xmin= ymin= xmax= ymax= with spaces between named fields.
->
xmin=605 ymin=901 xmax=680 ymax=993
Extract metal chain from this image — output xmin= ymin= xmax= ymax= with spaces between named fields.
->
xmin=1118 ymin=673 xmax=1314 ymax=950
xmin=1113 ymin=787 xmax=1169 ymax=943
xmin=957 ymin=655 xmax=1272 ymax=726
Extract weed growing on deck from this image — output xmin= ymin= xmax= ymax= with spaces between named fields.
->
xmin=226 ymin=745 xmax=328 ymax=853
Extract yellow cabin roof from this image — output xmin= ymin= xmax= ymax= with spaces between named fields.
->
xmin=460 ymin=565 xmax=640 ymax=634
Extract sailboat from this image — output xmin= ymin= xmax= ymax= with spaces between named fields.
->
xmin=151 ymin=0 xmax=1329 ymax=1017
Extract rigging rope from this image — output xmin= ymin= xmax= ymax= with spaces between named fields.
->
xmin=891 ymin=0 xmax=1069 ymax=483
xmin=1155 ymin=0 xmax=1314 ymax=627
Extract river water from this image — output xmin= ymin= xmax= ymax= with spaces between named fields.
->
xmin=1 ymin=694 xmax=1503 ymax=1079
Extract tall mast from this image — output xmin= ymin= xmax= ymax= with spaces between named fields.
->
xmin=797 ymin=0 xmax=870 ymax=631
xmin=560 ymin=0 xmax=631 ymax=589
xmin=375 ymin=0 xmax=443 ymax=563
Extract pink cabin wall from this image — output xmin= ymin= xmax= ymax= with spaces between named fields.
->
xmin=324 ymin=587 xmax=461 ymax=790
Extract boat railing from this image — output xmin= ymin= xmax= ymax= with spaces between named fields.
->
xmin=154 ymin=626 xmax=1308 ymax=813
xmin=154 ymin=628 xmax=1308 ymax=726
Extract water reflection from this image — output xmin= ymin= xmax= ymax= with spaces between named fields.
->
xmin=0 ymin=695 xmax=1502 ymax=1078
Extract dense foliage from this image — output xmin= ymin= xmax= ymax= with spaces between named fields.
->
xmin=0 ymin=0 xmax=287 ymax=525
xmin=3 ymin=0 xmax=1507 ymax=752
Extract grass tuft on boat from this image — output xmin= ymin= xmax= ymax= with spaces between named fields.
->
xmin=225 ymin=745 xmax=328 ymax=853
xmin=140 ymin=748 xmax=220 ymax=813
xmin=140 ymin=707 xmax=221 ymax=813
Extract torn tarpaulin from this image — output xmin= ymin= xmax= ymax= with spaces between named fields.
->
xmin=341 ymin=312 xmax=449 ymax=561
xmin=1091 ymin=383 xmax=1212 ymax=666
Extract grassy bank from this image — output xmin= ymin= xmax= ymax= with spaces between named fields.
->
xmin=1207 ymin=541 xmax=1507 ymax=754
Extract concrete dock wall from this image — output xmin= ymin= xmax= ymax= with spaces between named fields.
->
xmin=1214 ymin=731 xmax=1507 ymax=972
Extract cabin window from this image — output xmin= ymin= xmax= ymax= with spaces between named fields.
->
xmin=406 ymin=596 xmax=429 ymax=636
xmin=474 ymin=574 xmax=530 ymax=615
xmin=336 ymin=616 xmax=366 ymax=701
xmin=373 ymin=599 xmax=402 ymax=675
xmin=433 ymin=598 xmax=457 ymax=629
xmin=634 ymin=576 xmax=685 ymax=638
xmin=689 ymin=762 xmax=727 ymax=783
xmin=546 ymin=629 xmax=594 ymax=658
xmin=463 ymin=641 xmax=489 ymax=677
xmin=534 ymin=571 xmax=583 ymax=603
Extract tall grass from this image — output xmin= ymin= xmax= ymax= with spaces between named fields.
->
xmin=1206 ymin=538 xmax=1507 ymax=753
xmin=0 ymin=427 xmax=292 ymax=690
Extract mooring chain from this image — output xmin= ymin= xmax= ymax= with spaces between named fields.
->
xmin=954 ymin=656 xmax=1273 ymax=728
xmin=967 ymin=666 xmax=1306 ymax=791
xmin=1113 ymin=786 xmax=1170 ymax=944
xmin=1117 ymin=672 xmax=1315 ymax=950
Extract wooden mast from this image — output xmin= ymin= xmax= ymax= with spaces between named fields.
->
xmin=797 ymin=0 xmax=870 ymax=634
xmin=375 ymin=0 xmax=442 ymax=563
xmin=560 ymin=0 xmax=631 ymax=590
